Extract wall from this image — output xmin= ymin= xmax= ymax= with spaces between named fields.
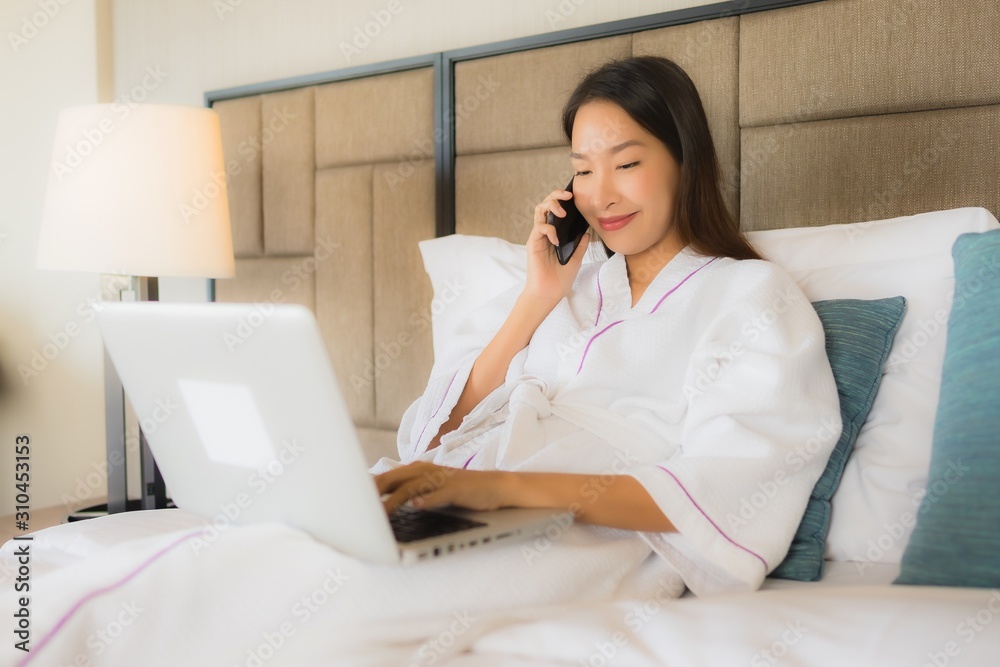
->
xmin=0 ymin=0 xmax=724 ymax=516
xmin=0 ymin=0 xmax=115 ymax=518
xmin=114 ymin=0 xmax=726 ymax=105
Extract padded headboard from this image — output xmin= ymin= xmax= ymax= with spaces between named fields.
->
xmin=209 ymin=0 xmax=1000 ymax=464
xmin=212 ymin=67 xmax=437 ymax=461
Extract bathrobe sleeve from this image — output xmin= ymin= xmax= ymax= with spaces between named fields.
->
xmin=391 ymin=283 xmax=523 ymax=464
xmin=627 ymin=262 xmax=843 ymax=596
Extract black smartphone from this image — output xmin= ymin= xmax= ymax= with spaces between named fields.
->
xmin=546 ymin=177 xmax=589 ymax=265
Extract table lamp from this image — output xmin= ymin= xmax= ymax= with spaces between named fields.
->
xmin=36 ymin=103 xmax=235 ymax=516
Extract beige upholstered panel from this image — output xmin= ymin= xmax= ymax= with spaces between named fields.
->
xmin=315 ymin=165 xmax=375 ymax=426
xmin=633 ymin=17 xmax=740 ymax=219
xmin=215 ymin=95 xmax=263 ymax=258
xmin=454 ymin=35 xmax=632 ymax=155
xmin=262 ymin=87 xmax=315 ymax=256
xmin=372 ymin=160 xmax=436 ymax=429
xmin=455 ymin=147 xmax=573 ymax=243
xmin=315 ymin=68 xmax=435 ymax=169
xmin=357 ymin=427 xmax=399 ymax=466
xmin=216 ymin=67 xmax=435 ymax=461
xmin=740 ymin=105 xmax=1000 ymax=231
xmin=740 ymin=0 xmax=1000 ymax=127
xmin=214 ymin=257 xmax=316 ymax=309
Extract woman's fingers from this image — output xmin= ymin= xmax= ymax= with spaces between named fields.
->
xmin=532 ymin=216 xmax=560 ymax=248
xmin=538 ymin=199 xmax=564 ymax=219
xmin=378 ymin=466 xmax=510 ymax=514
xmin=382 ymin=477 xmax=438 ymax=513
xmin=534 ymin=190 xmax=573 ymax=221
xmin=374 ymin=461 xmax=435 ymax=495
xmin=382 ymin=480 xmax=434 ymax=514
xmin=376 ymin=462 xmax=455 ymax=513
xmin=530 ymin=189 xmax=575 ymax=249
xmin=545 ymin=190 xmax=572 ymax=218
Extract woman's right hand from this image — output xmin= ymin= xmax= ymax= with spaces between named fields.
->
xmin=524 ymin=189 xmax=592 ymax=304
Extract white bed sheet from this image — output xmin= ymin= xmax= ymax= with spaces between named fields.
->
xmin=2 ymin=509 xmax=997 ymax=667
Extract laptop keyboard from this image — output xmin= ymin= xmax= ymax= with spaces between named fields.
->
xmin=389 ymin=504 xmax=488 ymax=543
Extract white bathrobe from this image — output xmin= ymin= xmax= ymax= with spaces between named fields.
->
xmin=372 ymin=244 xmax=842 ymax=596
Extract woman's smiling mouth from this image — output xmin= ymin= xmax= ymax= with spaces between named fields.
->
xmin=598 ymin=212 xmax=638 ymax=231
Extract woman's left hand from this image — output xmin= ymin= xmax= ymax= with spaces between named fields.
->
xmin=374 ymin=461 xmax=514 ymax=514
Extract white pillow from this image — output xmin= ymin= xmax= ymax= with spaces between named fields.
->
xmin=418 ymin=207 xmax=1000 ymax=565
xmin=417 ymin=234 xmax=602 ymax=361
xmin=746 ymin=207 xmax=999 ymax=565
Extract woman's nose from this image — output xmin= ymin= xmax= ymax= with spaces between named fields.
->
xmin=589 ymin=171 xmax=618 ymax=211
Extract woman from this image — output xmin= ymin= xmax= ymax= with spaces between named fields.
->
xmin=373 ymin=56 xmax=841 ymax=595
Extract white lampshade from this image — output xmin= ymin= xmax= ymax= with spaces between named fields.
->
xmin=37 ymin=103 xmax=235 ymax=278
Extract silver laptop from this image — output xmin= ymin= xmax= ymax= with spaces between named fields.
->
xmin=96 ymin=301 xmax=570 ymax=565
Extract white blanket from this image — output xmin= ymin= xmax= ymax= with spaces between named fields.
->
xmin=4 ymin=513 xmax=997 ymax=667
xmin=1 ymin=510 xmax=669 ymax=666
xmin=453 ymin=584 xmax=1000 ymax=666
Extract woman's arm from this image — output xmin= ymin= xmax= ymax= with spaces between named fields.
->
xmin=505 ymin=470 xmax=676 ymax=532
xmin=425 ymin=293 xmax=558 ymax=451
xmin=424 ymin=190 xmax=591 ymax=452
xmin=375 ymin=463 xmax=676 ymax=533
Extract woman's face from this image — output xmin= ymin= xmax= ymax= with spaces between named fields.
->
xmin=570 ymin=100 xmax=684 ymax=271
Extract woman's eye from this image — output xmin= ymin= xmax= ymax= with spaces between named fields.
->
xmin=574 ymin=170 xmax=591 ymax=177
xmin=618 ymin=161 xmax=639 ymax=170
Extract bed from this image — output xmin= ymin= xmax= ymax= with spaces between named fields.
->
xmin=4 ymin=0 xmax=1000 ymax=664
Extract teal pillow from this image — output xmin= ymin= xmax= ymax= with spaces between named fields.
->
xmin=896 ymin=229 xmax=1000 ymax=588
xmin=770 ymin=296 xmax=907 ymax=581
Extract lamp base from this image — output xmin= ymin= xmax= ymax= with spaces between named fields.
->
xmin=103 ymin=276 xmax=171 ymax=515
xmin=66 ymin=499 xmax=176 ymax=522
